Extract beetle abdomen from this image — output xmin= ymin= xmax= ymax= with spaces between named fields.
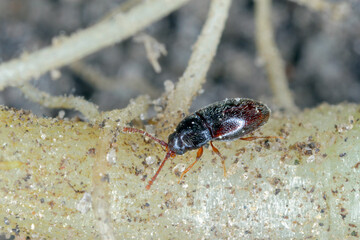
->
xmin=195 ymin=98 xmax=270 ymax=141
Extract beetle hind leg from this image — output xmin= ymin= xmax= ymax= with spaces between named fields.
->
xmin=210 ymin=141 xmax=227 ymax=177
xmin=178 ymin=147 xmax=203 ymax=184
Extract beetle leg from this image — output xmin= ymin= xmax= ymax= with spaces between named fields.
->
xmin=239 ymin=136 xmax=283 ymax=141
xmin=122 ymin=127 xmax=168 ymax=148
xmin=178 ymin=147 xmax=203 ymax=184
xmin=210 ymin=141 xmax=227 ymax=177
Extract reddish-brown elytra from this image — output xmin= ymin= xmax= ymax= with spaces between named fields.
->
xmin=123 ymin=98 xmax=279 ymax=190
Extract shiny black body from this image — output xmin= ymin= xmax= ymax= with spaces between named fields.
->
xmin=168 ymin=98 xmax=270 ymax=155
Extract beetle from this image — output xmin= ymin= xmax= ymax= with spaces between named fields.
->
xmin=123 ymin=98 xmax=278 ymax=189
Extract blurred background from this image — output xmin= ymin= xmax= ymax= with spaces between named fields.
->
xmin=0 ymin=0 xmax=359 ymax=118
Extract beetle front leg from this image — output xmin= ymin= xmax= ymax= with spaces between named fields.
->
xmin=178 ymin=147 xmax=203 ymax=184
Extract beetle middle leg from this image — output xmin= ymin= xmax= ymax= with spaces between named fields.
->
xmin=209 ymin=141 xmax=227 ymax=177
xmin=178 ymin=147 xmax=204 ymax=183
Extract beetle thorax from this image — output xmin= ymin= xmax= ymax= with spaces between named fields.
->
xmin=167 ymin=114 xmax=212 ymax=155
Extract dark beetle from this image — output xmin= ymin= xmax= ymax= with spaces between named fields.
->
xmin=168 ymin=98 xmax=270 ymax=154
xmin=123 ymin=98 xmax=274 ymax=189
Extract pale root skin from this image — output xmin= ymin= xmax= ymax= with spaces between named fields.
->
xmin=0 ymin=103 xmax=359 ymax=239
xmin=0 ymin=0 xmax=354 ymax=239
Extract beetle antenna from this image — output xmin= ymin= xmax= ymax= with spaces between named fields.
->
xmin=239 ymin=136 xmax=283 ymax=141
xmin=146 ymin=150 xmax=175 ymax=190
xmin=123 ymin=127 xmax=168 ymax=148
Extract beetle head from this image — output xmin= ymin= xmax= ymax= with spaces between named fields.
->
xmin=168 ymin=132 xmax=186 ymax=155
